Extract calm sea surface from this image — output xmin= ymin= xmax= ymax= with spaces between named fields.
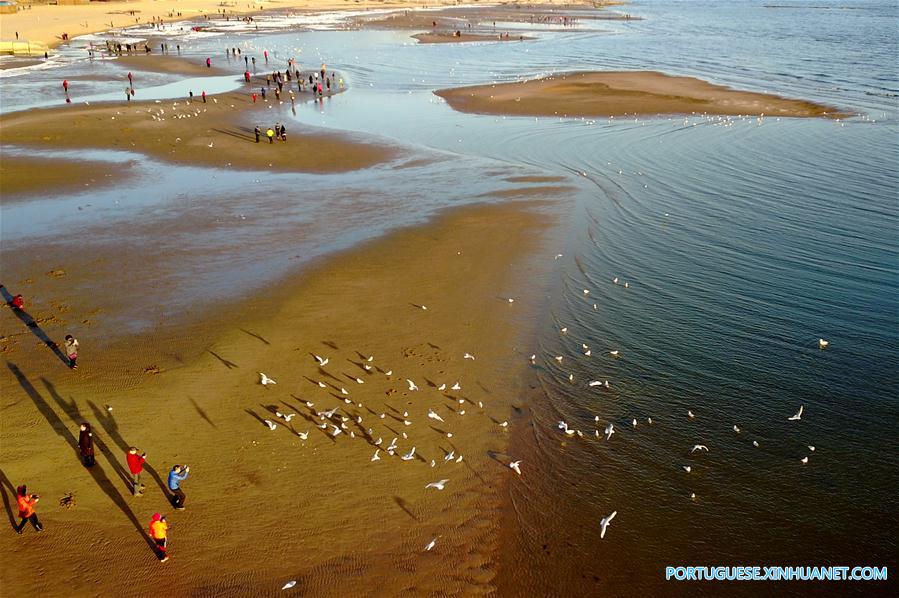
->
xmin=1 ymin=0 xmax=896 ymax=593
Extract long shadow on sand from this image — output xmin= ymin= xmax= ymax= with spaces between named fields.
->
xmin=0 ymin=468 xmax=18 ymax=531
xmin=0 ymin=285 xmax=69 ymax=366
xmin=6 ymin=363 xmax=156 ymax=553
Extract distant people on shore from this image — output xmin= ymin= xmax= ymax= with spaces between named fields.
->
xmin=79 ymin=423 xmax=95 ymax=467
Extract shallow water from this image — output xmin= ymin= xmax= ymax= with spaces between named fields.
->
xmin=1 ymin=0 xmax=897 ymax=593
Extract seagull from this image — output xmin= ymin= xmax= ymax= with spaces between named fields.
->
xmin=647 ymin=417 xmax=653 ymax=425
xmin=687 ymin=410 xmax=695 ymax=419
xmin=385 ymin=370 xmax=393 ymax=376
xmin=584 ymin=350 xmax=592 ymax=356
xmin=529 ymin=354 xmax=536 ymax=363
xmin=407 ymin=379 xmax=419 ymax=391
xmin=259 ymin=373 xmax=277 ymax=386
xmin=428 ymin=409 xmax=445 ymax=422
xmin=401 ymin=447 xmax=416 ymax=460
xmin=604 ymin=423 xmax=615 ymax=441
xmin=463 ymin=353 xmax=475 ymax=360
xmin=613 ymin=277 xmax=619 ymax=284
xmin=386 ymin=438 xmax=398 ymax=452
xmin=403 ymin=420 xmax=412 ymax=426
xmin=691 ymin=492 xmax=696 ymax=500
xmin=509 ymin=460 xmax=522 ymax=475
xmin=420 ymin=305 xmax=428 ymax=310
xmin=583 ymin=289 xmax=590 ymax=295
xmin=599 ymin=511 xmax=617 ymax=539
xmin=317 ymin=381 xmax=327 ymax=388
xmin=456 ymin=454 xmax=463 ymax=463
xmin=683 ymin=466 xmax=692 ymax=473
xmin=588 ymin=381 xmax=603 ymax=387
xmin=632 ymin=419 xmax=637 ymax=428
xmin=363 ymin=365 xmax=372 ymax=371
xmin=263 ymin=419 xmax=277 ymax=431
xmin=331 ymin=425 xmax=342 ymax=437
xmin=320 ymin=407 xmax=338 ymax=419
xmin=752 ymin=440 xmax=759 ymax=447
xmin=554 ymin=254 xmax=564 ymax=259
xmin=425 ymin=539 xmax=437 ymax=551
xmin=691 ymin=445 xmax=709 ymax=453
xmin=733 ymin=425 xmax=741 ymax=433
xmin=297 ymin=431 xmax=309 ymax=440
xmin=313 ymin=355 xmax=329 ymax=366
xmin=561 ymin=327 xmax=568 ymax=334
xmin=499 ymin=421 xmax=509 ymax=428
xmin=818 ymin=338 xmax=829 ymax=349
xmin=609 ymin=350 xmax=619 ymax=357
xmin=788 ymin=405 xmax=803 ymax=421
xmin=568 ymin=374 xmax=574 ymax=383
xmin=444 ymin=451 xmax=455 ymax=462
xmin=354 ymin=377 xmax=365 ymax=384
xmin=801 ymin=456 xmax=808 ymax=464
xmin=282 ymin=580 xmax=297 ymax=590
xmin=451 ymin=382 xmax=461 ymax=391
xmin=279 ymin=413 xmax=296 ymax=422
xmin=426 ymin=479 xmax=449 ymax=490
xmin=207 ymin=141 xmax=214 ymax=148
xmin=340 ymin=387 xmax=349 ymax=395
xmin=554 ymin=356 xmax=564 ymax=363
xmin=808 ymin=445 xmax=815 ymax=451
xmin=507 ymin=298 xmax=515 ymax=303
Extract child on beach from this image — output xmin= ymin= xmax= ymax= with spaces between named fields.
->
xmin=149 ymin=513 xmax=169 ymax=561
xmin=78 ymin=423 xmax=95 ymax=467
xmin=64 ymin=334 xmax=79 ymax=369
xmin=127 ymin=447 xmax=146 ymax=496
xmin=15 ymin=486 xmax=43 ymax=534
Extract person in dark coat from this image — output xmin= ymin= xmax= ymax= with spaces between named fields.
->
xmin=79 ymin=423 xmax=95 ymax=467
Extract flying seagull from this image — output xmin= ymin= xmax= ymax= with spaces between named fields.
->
xmin=371 ymin=450 xmax=381 ymax=461
xmin=426 ymin=479 xmax=449 ymax=490
xmin=599 ymin=511 xmax=617 ymax=539
xmin=509 ymin=460 xmax=522 ymax=475
xmin=691 ymin=445 xmax=709 ymax=453
xmin=401 ymin=447 xmax=416 ymax=461
xmin=788 ymin=405 xmax=803 ymax=421
xmin=263 ymin=419 xmax=277 ymax=431
xmin=428 ymin=409 xmax=445 ymax=422
xmin=425 ymin=539 xmax=437 ymax=551
xmin=314 ymin=355 xmax=329 ymax=366
xmin=604 ymin=423 xmax=615 ymax=441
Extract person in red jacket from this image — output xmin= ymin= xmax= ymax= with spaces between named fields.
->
xmin=15 ymin=485 xmax=43 ymax=534
xmin=127 ymin=447 xmax=146 ymax=496
xmin=10 ymin=294 xmax=24 ymax=312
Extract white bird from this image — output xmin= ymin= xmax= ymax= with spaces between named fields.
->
xmin=331 ymin=425 xmax=342 ymax=437
xmin=733 ymin=425 xmax=741 ymax=433
xmin=507 ymin=298 xmax=514 ymax=303
xmin=437 ymin=383 xmax=446 ymax=391
xmin=428 ymin=409 xmax=445 ymax=422
xmin=554 ymin=254 xmax=563 ymax=259
xmin=599 ymin=511 xmax=617 ymax=539
xmin=320 ymin=407 xmax=338 ymax=419
xmin=808 ymin=445 xmax=815 ymax=451
xmin=788 ymin=405 xmax=803 ymax=421
xmin=499 ymin=421 xmax=509 ymax=428
xmin=584 ymin=350 xmax=592 ymax=356
xmin=297 ymin=431 xmax=309 ymax=440
xmin=363 ymin=364 xmax=372 ymax=371
xmin=463 ymin=353 xmax=475 ymax=360
xmin=632 ymin=419 xmax=637 ymax=428
xmin=589 ymin=380 xmax=603 ymax=387
xmin=385 ymin=370 xmax=393 ymax=376
xmin=561 ymin=327 xmax=568 ymax=334
xmin=259 ymin=373 xmax=277 ymax=386
xmin=263 ymin=419 xmax=277 ymax=431
xmin=401 ymin=447 xmax=416 ymax=460
xmin=282 ymin=580 xmax=297 ymax=590
xmin=420 ymin=305 xmax=428 ymax=310
xmin=647 ymin=417 xmax=653 ymax=425
xmin=456 ymin=454 xmax=463 ymax=463
xmin=314 ymin=355 xmax=329 ymax=366
xmin=371 ymin=450 xmax=381 ymax=461
xmin=801 ymin=456 xmax=809 ymax=464
xmin=529 ymin=354 xmax=536 ymax=363
xmin=367 ymin=356 xmax=374 ymax=362
xmin=425 ymin=539 xmax=437 ymax=551
xmin=317 ymin=381 xmax=327 ymax=388
xmin=583 ymin=289 xmax=590 ymax=295
xmin=403 ymin=420 xmax=412 ymax=426
xmin=407 ymin=379 xmax=419 ymax=391
xmin=691 ymin=444 xmax=709 ymax=453
xmin=340 ymin=387 xmax=349 ymax=395
xmin=354 ymin=377 xmax=364 ymax=384
xmin=207 ymin=141 xmax=214 ymax=148
xmin=554 ymin=356 xmax=564 ymax=363
xmin=451 ymin=382 xmax=461 ymax=391
xmin=609 ymin=350 xmax=619 ymax=357
xmin=691 ymin=492 xmax=696 ymax=500
xmin=509 ymin=460 xmax=522 ymax=475
xmin=613 ymin=277 xmax=619 ymax=284
xmin=604 ymin=423 xmax=615 ymax=441
xmin=568 ymin=374 xmax=574 ymax=383
xmin=387 ymin=438 xmax=398 ymax=452
xmin=374 ymin=437 xmax=382 ymax=445
xmin=426 ymin=479 xmax=449 ymax=490
xmin=752 ymin=440 xmax=759 ymax=447
xmin=283 ymin=413 xmax=296 ymax=422
xmin=683 ymin=466 xmax=692 ymax=473
xmin=444 ymin=451 xmax=455 ymax=462
xmin=688 ymin=410 xmax=695 ymax=419
xmin=818 ymin=338 xmax=829 ymax=349
xmin=624 ymin=282 xmax=629 ymax=288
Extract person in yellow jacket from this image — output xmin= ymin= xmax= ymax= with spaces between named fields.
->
xmin=149 ymin=513 xmax=169 ymax=562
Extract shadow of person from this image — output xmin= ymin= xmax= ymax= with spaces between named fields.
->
xmin=0 ymin=285 xmax=70 ymax=366
xmin=86 ymin=399 xmax=169 ymax=497
xmin=8 ymin=364 xmax=156 ymax=554
xmin=0 ymin=468 xmax=19 ymax=531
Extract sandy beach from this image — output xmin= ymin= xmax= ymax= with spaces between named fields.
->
xmin=0 ymin=200 xmax=556 ymax=595
xmin=436 ymin=70 xmax=845 ymax=118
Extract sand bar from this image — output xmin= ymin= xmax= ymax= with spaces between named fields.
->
xmin=0 ymin=155 xmax=129 ymax=200
xmin=436 ymin=70 xmax=845 ymax=118
xmin=0 ymin=201 xmax=554 ymax=594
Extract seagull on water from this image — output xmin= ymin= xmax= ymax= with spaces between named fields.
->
xmin=818 ymin=338 xmax=829 ymax=349
xmin=426 ymin=479 xmax=449 ymax=490
xmin=444 ymin=451 xmax=455 ymax=462
xmin=632 ymin=418 xmax=637 ymax=428
xmin=688 ymin=410 xmax=695 ymax=419
xmin=691 ymin=445 xmax=709 ymax=453
xmin=561 ymin=327 xmax=568 ymax=334
xmin=407 ymin=379 xmax=419 ymax=391
xmin=340 ymin=387 xmax=349 ymax=395
xmin=599 ymin=511 xmax=617 ymax=539
xmin=733 ymin=425 xmax=741 ymax=433
xmin=509 ymin=460 xmax=522 ymax=475
xmin=259 ymin=373 xmax=277 ymax=386
xmin=752 ymin=440 xmax=759 ymax=447
xmin=589 ymin=380 xmax=603 ymax=387
xmin=683 ymin=465 xmax=692 ymax=473
xmin=499 ymin=421 xmax=509 ymax=428
xmin=609 ymin=350 xmax=619 ymax=357
xmin=788 ymin=405 xmax=803 ymax=421
xmin=801 ymin=456 xmax=808 ymax=464
xmin=604 ymin=423 xmax=615 ymax=441
xmin=428 ymin=409 xmax=445 ymax=422
xmin=554 ymin=356 xmax=564 ymax=363
xmin=808 ymin=445 xmax=816 ymax=451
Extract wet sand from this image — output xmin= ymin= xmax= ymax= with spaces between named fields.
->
xmin=114 ymin=54 xmax=228 ymax=76
xmin=413 ymin=32 xmax=531 ymax=44
xmin=0 ymin=201 xmax=555 ymax=595
xmin=0 ymin=90 xmax=399 ymax=174
xmin=0 ymin=156 xmax=129 ymax=200
xmin=436 ymin=71 xmax=845 ymax=118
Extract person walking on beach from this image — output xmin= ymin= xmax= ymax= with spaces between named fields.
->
xmin=206 ymin=57 xmax=211 ymax=68
xmin=127 ymin=447 xmax=146 ymax=496
xmin=62 ymin=79 xmax=68 ymax=92
xmin=15 ymin=486 xmax=43 ymax=534
xmin=201 ymin=91 xmax=206 ymax=103
xmin=127 ymin=72 xmax=133 ymax=87
xmin=266 ymin=127 xmax=275 ymax=143
xmin=261 ymin=87 xmax=266 ymax=100
xmin=78 ymin=423 xmax=95 ymax=467
xmin=168 ymin=465 xmax=189 ymax=510
xmin=254 ymin=126 xmax=260 ymax=143
xmin=148 ymin=513 xmax=169 ymax=561
xmin=64 ymin=334 xmax=79 ymax=369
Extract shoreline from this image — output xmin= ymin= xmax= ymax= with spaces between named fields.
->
xmin=0 ymin=199 xmax=559 ymax=594
xmin=436 ymin=70 xmax=847 ymax=118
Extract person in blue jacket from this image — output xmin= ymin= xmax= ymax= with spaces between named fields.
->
xmin=168 ymin=465 xmax=190 ymax=510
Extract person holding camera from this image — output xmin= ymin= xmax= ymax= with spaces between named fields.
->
xmin=168 ymin=465 xmax=190 ymax=510
xmin=126 ymin=447 xmax=147 ymax=496
xmin=15 ymin=485 xmax=43 ymax=534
